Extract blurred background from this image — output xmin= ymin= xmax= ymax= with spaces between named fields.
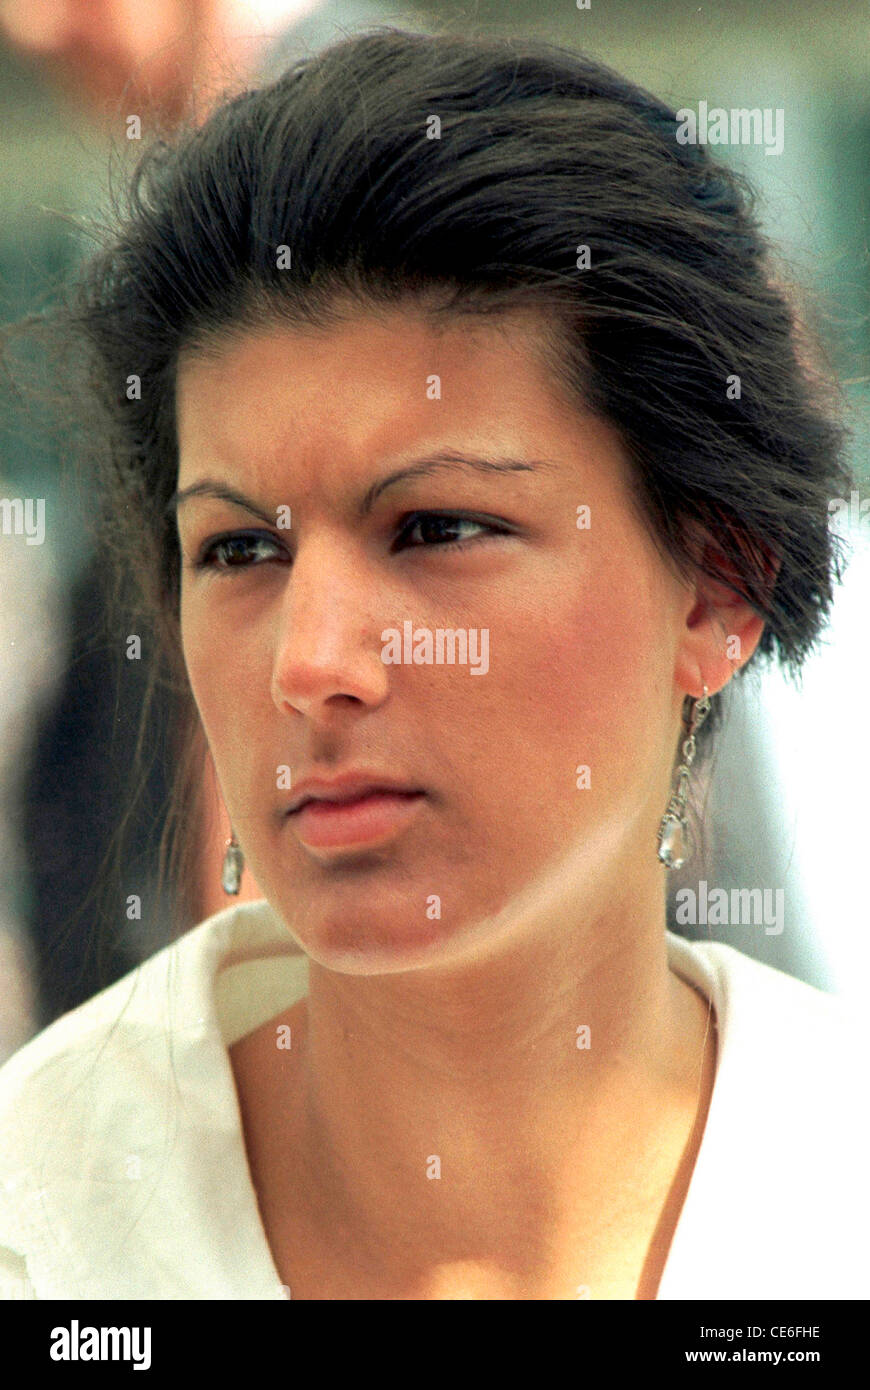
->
xmin=0 ymin=0 xmax=867 ymax=1062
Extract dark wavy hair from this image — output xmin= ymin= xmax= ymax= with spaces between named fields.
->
xmin=5 ymin=25 xmax=855 ymax=935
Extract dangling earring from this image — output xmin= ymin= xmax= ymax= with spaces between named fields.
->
xmin=221 ymin=830 xmax=245 ymax=895
xmin=657 ymin=684 xmax=711 ymax=870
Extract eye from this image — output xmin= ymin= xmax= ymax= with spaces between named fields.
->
xmin=188 ymin=513 xmax=510 ymax=573
xmin=193 ymin=531 xmax=286 ymax=571
xmin=393 ymin=512 xmax=507 ymax=552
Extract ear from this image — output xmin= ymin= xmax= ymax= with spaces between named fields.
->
xmin=673 ymin=524 xmax=781 ymax=698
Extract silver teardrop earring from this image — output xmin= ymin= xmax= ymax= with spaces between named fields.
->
xmin=221 ymin=830 xmax=245 ymax=895
xmin=657 ymin=684 xmax=711 ymax=870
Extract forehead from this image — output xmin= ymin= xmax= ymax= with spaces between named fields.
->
xmin=173 ymin=303 xmax=636 ymax=518
xmin=177 ymin=301 xmax=558 ymax=392
xmin=177 ymin=305 xmax=570 ymax=455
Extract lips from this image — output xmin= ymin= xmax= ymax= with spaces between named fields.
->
xmin=286 ymin=773 xmax=423 ymax=814
xmin=292 ymin=788 xmax=414 ymax=812
xmin=287 ymin=787 xmax=426 ymax=852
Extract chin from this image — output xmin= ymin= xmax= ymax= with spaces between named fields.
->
xmin=306 ymin=912 xmax=460 ymax=973
xmin=258 ymin=848 xmax=511 ymax=973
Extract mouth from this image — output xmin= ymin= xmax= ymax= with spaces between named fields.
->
xmin=287 ymin=789 xmax=426 ymax=853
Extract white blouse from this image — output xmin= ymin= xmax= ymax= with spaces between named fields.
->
xmin=0 ymin=898 xmax=867 ymax=1299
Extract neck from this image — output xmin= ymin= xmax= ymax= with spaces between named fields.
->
xmin=270 ymin=861 xmax=715 ymax=1296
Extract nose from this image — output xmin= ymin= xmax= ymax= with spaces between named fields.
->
xmin=270 ymin=535 xmax=390 ymax=720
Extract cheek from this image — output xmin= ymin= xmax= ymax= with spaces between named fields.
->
xmin=180 ymin=596 xmax=254 ymax=752
xmin=180 ymin=598 xmax=213 ymax=720
xmin=488 ymin=560 xmax=666 ymax=807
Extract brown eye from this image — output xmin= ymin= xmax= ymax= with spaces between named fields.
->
xmin=197 ymin=532 xmax=285 ymax=570
xmin=394 ymin=512 xmax=503 ymax=551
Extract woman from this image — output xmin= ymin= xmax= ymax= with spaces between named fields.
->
xmin=0 ymin=26 xmax=866 ymax=1301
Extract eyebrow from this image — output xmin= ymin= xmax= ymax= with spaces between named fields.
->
xmin=166 ymin=452 xmax=556 ymax=524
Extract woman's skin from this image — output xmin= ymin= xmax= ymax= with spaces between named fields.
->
xmin=174 ymin=302 xmax=763 ymax=1299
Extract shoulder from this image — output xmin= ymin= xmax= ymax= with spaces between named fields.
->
xmin=667 ymin=931 xmax=870 ymax=1174
xmin=667 ymin=929 xmax=860 ymax=1042
xmin=0 ymin=897 xmax=284 ymax=1099
xmin=0 ymin=901 xmax=245 ymax=1109
xmin=661 ymin=934 xmax=870 ymax=1297
xmin=0 ymin=899 xmax=277 ymax=1285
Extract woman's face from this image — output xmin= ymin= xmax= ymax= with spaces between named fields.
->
xmin=175 ymin=305 xmax=700 ymax=971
